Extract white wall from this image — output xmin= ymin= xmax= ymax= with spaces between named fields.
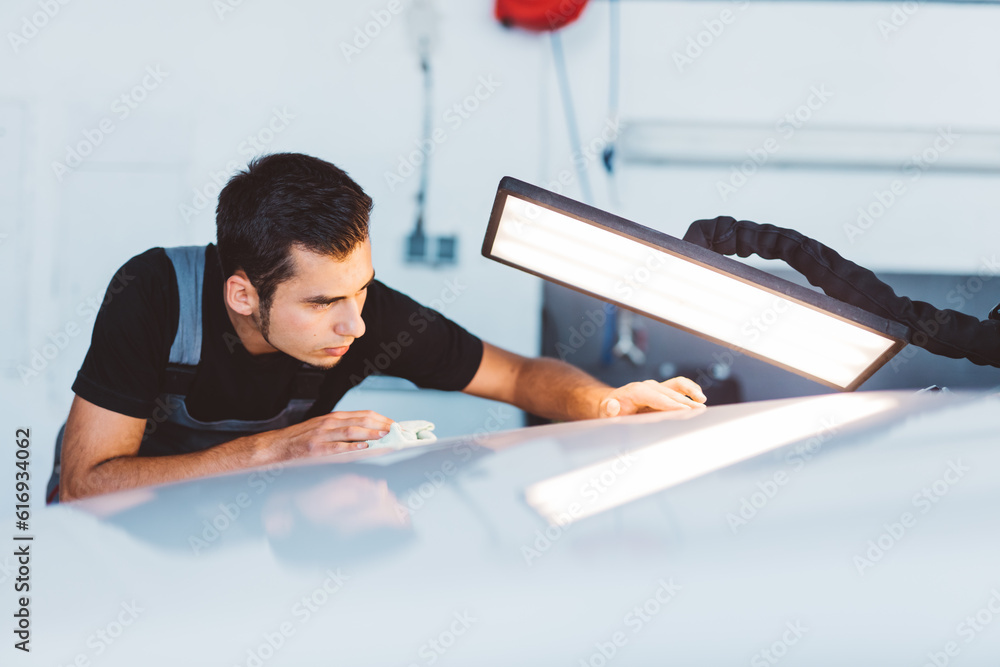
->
xmin=537 ymin=2 xmax=1000 ymax=274
xmin=2 ymin=0 xmax=999 ymax=472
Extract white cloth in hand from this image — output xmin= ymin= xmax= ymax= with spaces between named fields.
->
xmin=366 ymin=420 xmax=437 ymax=450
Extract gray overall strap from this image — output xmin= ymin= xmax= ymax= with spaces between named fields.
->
xmin=163 ymin=245 xmax=206 ymax=366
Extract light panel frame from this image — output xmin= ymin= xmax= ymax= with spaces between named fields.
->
xmin=481 ymin=177 xmax=910 ymax=391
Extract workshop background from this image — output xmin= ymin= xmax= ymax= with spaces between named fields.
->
xmin=2 ymin=0 xmax=1000 ymax=479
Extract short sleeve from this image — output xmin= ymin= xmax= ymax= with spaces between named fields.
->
xmin=362 ymin=281 xmax=484 ymax=391
xmin=71 ymin=248 xmax=178 ymax=419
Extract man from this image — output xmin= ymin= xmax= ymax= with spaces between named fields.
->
xmin=48 ymin=153 xmax=705 ymax=504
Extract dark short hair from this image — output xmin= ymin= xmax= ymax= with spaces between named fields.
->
xmin=216 ymin=153 xmax=372 ymax=314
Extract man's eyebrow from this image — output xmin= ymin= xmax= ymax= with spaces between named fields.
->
xmin=302 ymin=271 xmax=376 ymax=305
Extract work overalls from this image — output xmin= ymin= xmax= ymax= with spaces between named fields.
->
xmin=46 ymin=245 xmax=325 ymax=504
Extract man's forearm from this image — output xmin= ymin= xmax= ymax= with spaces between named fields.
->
xmin=512 ymin=357 xmax=611 ymax=422
xmin=62 ymin=432 xmax=273 ymax=502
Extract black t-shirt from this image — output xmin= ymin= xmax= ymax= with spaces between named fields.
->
xmin=72 ymin=244 xmax=484 ymax=423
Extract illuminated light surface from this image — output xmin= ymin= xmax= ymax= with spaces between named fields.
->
xmin=525 ymin=393 xmax=901 ymax=527
xmin=483 ymin=180 xmax=909 ymax=390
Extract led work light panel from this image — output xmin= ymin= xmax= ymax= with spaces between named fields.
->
xmin=482 ymin=178 xmax=908 ymax=390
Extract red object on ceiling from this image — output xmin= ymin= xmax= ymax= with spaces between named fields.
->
xmin=495 ymin=0 xmax=589 ymax=32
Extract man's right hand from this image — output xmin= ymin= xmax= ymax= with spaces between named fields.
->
xmin=59 ymin=397 xmax=396 ymax=503
xmin=254 ymin=410 xmax=394 ymax=464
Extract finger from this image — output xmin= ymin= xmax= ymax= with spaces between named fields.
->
xmin=663 ymin=376 xmax=707 ymax=403
xmin=599 ymin=397 xmax=622 ymax=418
xmin=300 ymin=440 xmax=366 ymax=458
xmin=328 ymin=410 xmax=395 ymax=429
xmin=641 ymin=380 xmax=704 ymax=409
xmin=627 ymin=383 xmax=700 ymax=412
xmin=332 ymin=415 xmax=395 ymax=431
xmin=327 ymin=424 xmax=389 ymax=443
xmin=322 ymin=441 xmax=371 ymax=455
xmin=656 ymin=385 xmax=705 ymax=409
xmin=336 ymin=440 xmax=372 ymax=453
xmin=326 ymin=414 xmax=394 ymax=434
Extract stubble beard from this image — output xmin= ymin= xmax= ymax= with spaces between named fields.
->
xmin=256 ymin=303 xmax=342 ymax=371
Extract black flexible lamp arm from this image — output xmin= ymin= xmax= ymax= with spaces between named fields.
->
xmin=684 ymin=217 xmax=1000 ymax=368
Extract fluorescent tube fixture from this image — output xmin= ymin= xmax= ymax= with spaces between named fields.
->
xmin=481 ymin=178 xmax=909 ymax=390
xmin=618 ymin=122 xmax=1000 ymax=173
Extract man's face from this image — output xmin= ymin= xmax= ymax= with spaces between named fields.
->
xmin=259 ymin=238 xmax=374 ymax=370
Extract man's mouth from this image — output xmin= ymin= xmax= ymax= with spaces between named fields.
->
xmin=323 ymin=346 xmax=350 ymax=357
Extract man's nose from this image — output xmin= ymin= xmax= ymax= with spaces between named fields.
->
xmin=335 ymin=300 xmax=366 ymax=339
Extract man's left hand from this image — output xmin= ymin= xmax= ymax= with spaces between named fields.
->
xmin=598 ymin=377 xmax=707 ymax=418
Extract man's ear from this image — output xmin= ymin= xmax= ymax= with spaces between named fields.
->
xmin=225 ymin=270 xmax=259 ymax=317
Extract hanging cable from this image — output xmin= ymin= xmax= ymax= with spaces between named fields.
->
xmin=684 ymin=216 xmax=1000 ymax=367
xmin=550 ymin=30 xmax=594 ymax=204
xmin=604 ymin=0 xmax=622 ymax=210
xmin=406 ymin=35 xmax=433 ymax=262
xmin=603 ymin=0 xmax=624 ymax=353
xmin=604 ymin=0 xmax=621 ymax=179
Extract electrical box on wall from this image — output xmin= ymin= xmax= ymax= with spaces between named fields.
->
xmin=405 ymin=229 xmax=458 ymax=267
